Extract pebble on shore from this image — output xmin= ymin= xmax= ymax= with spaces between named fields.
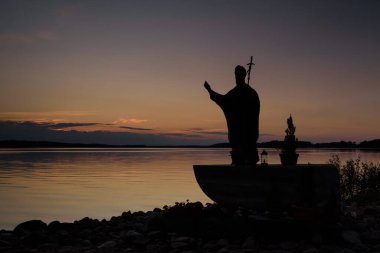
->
xmin=1 ymin=201 xmax=380 ymax=253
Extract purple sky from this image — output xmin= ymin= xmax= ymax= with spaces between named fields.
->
xmin=0 ymin=0 xmax=379 ymax=145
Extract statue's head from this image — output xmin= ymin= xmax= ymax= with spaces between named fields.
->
xmin=235 ymin=65 xmax=247 ymax=84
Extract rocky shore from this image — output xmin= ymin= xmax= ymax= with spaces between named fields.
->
xmin=1 ymin=201 xmax=380 ymax=253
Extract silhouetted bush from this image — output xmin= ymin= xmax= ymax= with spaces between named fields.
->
xmin=330 ymin=155 xmax=380 ymax=203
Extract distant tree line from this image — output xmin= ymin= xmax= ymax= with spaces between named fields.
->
xmin=0 ymin=140 xmax=146 ymax=148
xmin=212 ymin=139 xmax=380 ymax=149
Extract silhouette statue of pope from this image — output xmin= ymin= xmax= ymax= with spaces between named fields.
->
xmin=204 ymin=65 xmax=260 ymax=165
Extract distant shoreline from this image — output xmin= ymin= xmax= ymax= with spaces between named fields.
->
xmin=0 ymin=139 xmax=379 ymax=150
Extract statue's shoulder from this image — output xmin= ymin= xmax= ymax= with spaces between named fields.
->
xmin=226 ymin=86 xmax=239 ymax=95
xmin=245 ymin=84 xmax=258 ymax=94
xmin=247 ymin=86 xmax=260 ymax=103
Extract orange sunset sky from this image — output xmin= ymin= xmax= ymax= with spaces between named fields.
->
xmin=0 ymin=1 xmax=379 ymax=145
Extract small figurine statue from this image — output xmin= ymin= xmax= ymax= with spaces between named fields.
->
xmin=261 ymin=149 xmax=268 ymax=165
xmin=280 ymin=115 xmax=299 ymax=165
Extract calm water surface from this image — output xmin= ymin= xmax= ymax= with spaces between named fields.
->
xmin=1 ymin=148 xmax=379 ymax=230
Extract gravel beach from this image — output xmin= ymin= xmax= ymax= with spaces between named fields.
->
xmin=1 ymin=201 xmax=380 ymax=253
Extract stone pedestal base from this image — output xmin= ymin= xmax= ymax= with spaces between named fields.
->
xmin=193 ymin=164 xmax=340 ymax=221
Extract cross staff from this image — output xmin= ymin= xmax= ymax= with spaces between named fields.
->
xmin=246 ymin=56 xmax=255 ymax=85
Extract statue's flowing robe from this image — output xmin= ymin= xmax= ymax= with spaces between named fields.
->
xmin=209 ymin=84 xmax=260 ymax=154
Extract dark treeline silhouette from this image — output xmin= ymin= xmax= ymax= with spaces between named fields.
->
xmin=212 ymin=139 xmax=380 ymax=150
xmin=358 ymin=139 xmax=380 ymax=149
xmin=0 ymin=140 xmax=146 ymax=148
xmin=1 ymin=139 xmax=379 ymax=149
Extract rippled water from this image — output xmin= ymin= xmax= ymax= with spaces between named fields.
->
xmin=0 ymin=148 xmax=379 ymax=229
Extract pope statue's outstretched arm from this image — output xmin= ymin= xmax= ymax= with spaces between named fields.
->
xmin=204 ymin=81 xmax=224 ymax=107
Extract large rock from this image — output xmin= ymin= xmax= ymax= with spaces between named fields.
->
xmin=303 ymin=248 xmax=319 ymax=253
xmin=171 ymin=241 xmax=189 ymax=249
xmin=242 ymin=237 xmax=255 ymax=249
xmin=362 ymin=230 xmax=380 ymax=244
xmin=98 ymin=240 xmax=116 ymax=249
xmin=124 ymin=230 xmax=143 ymax=239
xmin=342 ymin=230 xmax=362 ymax=245
xmin=14 ymin=220 xmax=47 ymax=236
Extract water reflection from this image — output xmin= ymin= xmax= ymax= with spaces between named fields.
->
xmin=0 ymin=148 xmax=379 ymax=229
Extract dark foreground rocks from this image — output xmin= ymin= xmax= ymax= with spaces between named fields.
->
xmin=1 ymin=201 xmax=380 ymax=253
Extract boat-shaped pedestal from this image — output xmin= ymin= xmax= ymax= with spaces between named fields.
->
xmin=193 ymin=164 xmax=340 ymax=220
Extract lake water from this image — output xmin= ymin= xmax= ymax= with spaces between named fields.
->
xmin=1 ymin=148 xmax=379 ymax=230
